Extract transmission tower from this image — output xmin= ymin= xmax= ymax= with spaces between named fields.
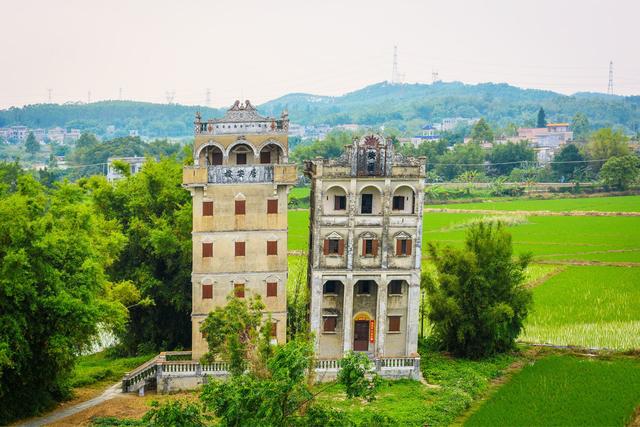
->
xmin=607 ymin=61 xmax=614 ymax=95
xmin=205 ymin=88 xmax=211 ymax=107
xmin=87 ymin=90 xmax=91 ymax=103
xmin=165 ymin=91 xmax=175 ymax=104
xmin=391 ymin=46 xmax=404 ymax=84
xmin=47 ymin=88 xmax=52 ymax=103
xmin=119 ymin=87 xmax=122 ymax=100
xmin=432 ymin=70 xmax=440 ymax=83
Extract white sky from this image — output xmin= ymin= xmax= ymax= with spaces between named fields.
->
xmin=1 ymin=0 xmax=639 ymax=109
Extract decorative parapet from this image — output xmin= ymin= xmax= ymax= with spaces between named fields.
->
xmin=183 ymin=164 xmax=296 ymax=186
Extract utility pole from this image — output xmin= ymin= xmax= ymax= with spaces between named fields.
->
xmin=607 ymin=61 xmax=614 ymax=95
xmin=165 ymin=91 xmax=175 ymax=104
xmin=119 ymin=87 xmax=122 ymax=100
xmin=205 ymin=88 xmax=211 ymax=107
xmin=87 ymin=90 xmax=91 ymax=104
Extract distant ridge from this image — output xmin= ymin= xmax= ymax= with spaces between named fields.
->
xmin=1 ymin=81 xmax=638 ymax=137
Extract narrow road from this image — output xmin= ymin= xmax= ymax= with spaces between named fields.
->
xmin=17 ymin=383 xmax=122 ymax=427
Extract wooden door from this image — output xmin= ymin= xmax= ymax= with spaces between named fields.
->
xmin=353 ymin=321 xmax=369 ymax=351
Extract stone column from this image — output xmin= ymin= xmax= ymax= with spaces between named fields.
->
xmin=342 ymin=277 xmax=354 ymax=353
xmin=406 ymin=275 xmax=420 ymax=355
xmin=376 ymin=277 xmax=388 ymax=357
xmin=309 ymin=273 xmax=323 ymax=354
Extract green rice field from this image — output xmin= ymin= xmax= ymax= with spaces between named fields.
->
xmin=464 ymin=355 xmax=640 ymax=426
xmin=521 ymin=266 xmax=640 ymax=349
xmin=429 ymin=194 xmax=640 ymax=212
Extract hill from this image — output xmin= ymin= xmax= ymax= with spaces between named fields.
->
xmin=1 ymin=82 xmax=638 ymax=137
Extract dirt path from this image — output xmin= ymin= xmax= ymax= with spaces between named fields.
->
xmin=424 ymin=208 xmax=640 ymax=217
xmin=17 ymin=383 xmax=122 ymax=427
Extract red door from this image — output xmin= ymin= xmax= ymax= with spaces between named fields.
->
xmin=353 ymin=321 xmax=369 ymax=351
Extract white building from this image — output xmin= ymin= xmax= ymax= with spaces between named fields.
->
xmin=107 ymin=156 xmax=147 ymax=182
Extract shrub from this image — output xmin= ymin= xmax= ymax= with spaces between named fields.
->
xmin=338 ymin=352 xmax=381 ymax=402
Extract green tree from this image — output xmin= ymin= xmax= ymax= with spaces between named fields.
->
xmin=425 ymin=222 xmax=532 ymax=358
xmin=487 ymin=141 xmax=535 ymax=176
xmin=571 ymin=112 xmax=590 ymax=141
xmin=552 ymin=143 xmax=585 ymax=180
xmin=470 ymin=118 xmax=494 ymax=143
xmin=89 ymin=157 xmax=192 ymax=354
xmin=536 ymin=107 xmax=547 ymax=128
xmin=435 ymin=142 xmax=485 ymax=180
xmin=0 ymin=174 xmax=127 ymax=423
xmin=290 ymin=131 xmax=351 ymax=163
xmin=586 ymin=128 xmax=630 ymax=172
xmin=24 ymin=132 xmax=40 ymax=156
xmin=141 ymin=400 xmax=207 ymax=427
xmin=337 ymin=352 xmax=381 ymax=402
xmin=599 ymin=155 xmax=640 ymax=190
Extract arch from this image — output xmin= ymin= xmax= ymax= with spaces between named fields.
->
xmin=257 ymin=138 xmax=286 ymax=155
xmin=392 ymin=184 xmax=417 ymax=195
xmin=391 ymin=184 xmax=416 ymax=213
xmin=323 ymin=185 xmax=349 ymax=214
xmin=195 ymin=140 xmax=226 ymax=166
xmin=358 ymin=184 xmax=383 ymax=195
xmin=353 ymin=311 xmax=372 ymax=321
xmin=325 ymin=184 xmax=349 ymax=195
xmin=226 ymin=139 xmax=259 ymax=157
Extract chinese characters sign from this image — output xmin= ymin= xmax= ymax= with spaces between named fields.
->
xmin=208 ymin=165 xmax=274 ymax=184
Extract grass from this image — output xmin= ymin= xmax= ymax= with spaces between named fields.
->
xmin=313 ymin=346 xmax=518 ymax=426
xmin=464 ymin=354 xmax=640 ymax=426
xmin=71 ymin=351 xmax=154 ymax=388
xmin=521 ymin=266 xmax=640 ymax=349
xmin=429 ymin=194 xmax=640 ymax=212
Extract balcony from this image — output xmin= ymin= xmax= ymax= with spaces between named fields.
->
xmin=183 ymin=164 xmax=296 ymax=186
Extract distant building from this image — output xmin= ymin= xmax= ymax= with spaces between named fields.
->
xmin=32 ymin=128 xmax=46 ymax=142
xmin=516 ymin=123 xmax=573 ymax=163
xmin=47 ymin=127 xmax=66 ymax=144
xmin=10 ymin=126 xmax=29 ymax=142
xmin=107 ymin=156 xmax=146 ymax=182
xmin=55 ymin=156 xmax=69 ymax=170
xmin=336 ymin=124 xmax=360 ymax=132
xmin=410 ymin=124 xmax=441 ymax=146
xmin=106 ymin=125 xmax=116 ymax=135
xmin=440 ymin=117 xmax=479 ymax=132
xmin=288 ymin=123 xmax=305 ymax=138
xmin=129 ymin=129 xmax=139 ymax=137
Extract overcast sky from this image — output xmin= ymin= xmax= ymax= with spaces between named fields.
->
xmin=1 ymin=0 xmax=639 ymax=109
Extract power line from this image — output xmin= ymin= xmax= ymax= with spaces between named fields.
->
xmin=425 ymin=158 xmax=611 ymax=167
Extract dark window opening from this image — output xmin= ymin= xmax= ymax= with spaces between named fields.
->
xmin=361 ymin=194 xmax=373 ymax=214
xmin=357 ymin=281 xmax=372 ymax=295
xmin=392 ymin=196 xmax=405 ymax=211
xmin=235 ymin=200 xmax=246 ymax=215
xmin=202 ymin=242 xmax=213 ymax=258
xmin=323 ymin=281 xmax=339 ymax=294
xmin=396 ymin=239 xmax=412 ymax=256
xmin=267 ymin=240 xmax=278 ymax=255
xmin=267 ymin=282 xmax=277 ymax=297
xmin=388 ymin=281 xmax=403 ymax=295
xmin=267 ymin=199 xmax=278 ymax=214
xmin=328 ymin=239 xmax=340 ymax=254
xmin=202 ymin=284 xmax=213 ymax=299
xmin=236 ymin=152 xmax=247 ymax=164
xmin=211 ymin=152 xmax=223 ymax=165
xmin=334 ymin=195 xmax=346 ymax=210
xmin=235 ymin=241 xmax=245 ymax=257
xmin=363 ymin=239 xmax=373 ymax=255
xmin=260 ymin=151 xmax=271 ymax=164
xmin=202 ymin=201 xmax=213 ymax=216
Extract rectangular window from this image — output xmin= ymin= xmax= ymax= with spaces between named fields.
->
xmin=267 ymin=240 xmax=278 ymax=255
xmin=235 ymin=200 xmax=246 ymax=215
xmin=202 ymin=284 xmax=213 ymax=299
xmin=234 ymin=283 xmax=245 ymax=298
xmin=361 ymin=194 xmax=373 ymax=214
xmin=211 ymin=152 xmax=223 ymax=165
xmin=260 ymin=151 xmax=271 ymax=164
xmin=323 ymin=281 xmax=337 ymax=294
xmin=202 ymin=201 xmax=213 ymax=216
xmin=266 ymin=282 xmax=278 ymax=297
xmin=235 ymin=241 xmax=245 ymax=257
xmin=388 ymin=316 xmax=401 ymax=332
xmin=326 ymin=239 xmax=340 ymax=255
xmin=396 ymin=239 xmax=412 ymax=256
xmin=202 ymin=242 xmax=213 ymax=258
xmin=363 ymin=239 xmax=373 ymax=255
xmin=267 ymin=199 xmax=278 ymax=214
xmin=357 ymin=281 xmax=371 ymax=295
xmin=388 ymin=281 xmax=403 ymax=295
xmin=392 ymin=196 xmax=405 ymax=211
xmin=270 ymin=322 xmax=277 ymax=337
xmin=236 ymin=153 xmax=247 ymax=165
xmin=334 ymin=195 xmax=346 ymax=210
xmin=323 ymin=316 xmax=337 ymax=332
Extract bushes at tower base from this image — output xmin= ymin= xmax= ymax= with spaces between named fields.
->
xmin=424 ymin=222 xmax=532 ymax=359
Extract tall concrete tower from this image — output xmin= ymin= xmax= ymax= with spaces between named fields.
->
xmin=304 ymin=135 xmax=425 ymax=361
xmin=183 ymin=100 xmax=297 ymax=360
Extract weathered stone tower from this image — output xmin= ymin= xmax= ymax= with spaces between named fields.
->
xmin=304 ymin=134 xmax=425 ymax=360
xmin=183 ymin=100 xmax=296 ymax=360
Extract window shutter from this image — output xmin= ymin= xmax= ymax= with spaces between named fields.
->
xmin=235 ymin=241 xmax=245 ymax=256
xmin=396 ymin=239 xmax=402 ymax=255
xmin=234 ymin=283 xmax=245 ymax=298
xmin=373 ymin=240 xmax=379 ymax=256
xmin=202 ymin=284 xmax=213 ymax=299
xmin=202 ymin=201 xmax=213 ymax=216
xmin=334 ymin=196 xmax=340 ymax=210
xmin=338 ymin=239 xmax=345 ymax=255
xmin=362 ymin=239 xmax=367 ymax=255
xmin=389 ymin=316 xmax=401 ymax=332
xmin=267 ymin=240 xmax=278 ymax=255
xmin=267 ymin=199 xmax=278 ymax=214
xmin=406 ymin=239 xmax=412 ymax=255
xmin=235 ymin=200 xmax=245 ymax=215
xmin=202 ymin=242 xmax=213 ymax=258
xmin=260 ymin=151 xmax=271 ymax=164
xmin=323 ymin=317 xmax=337 ymax=332
xmin=323 ymin=239 xmax=329 ymax=255
xmin=266 ymin=282 xmax=277 ymax=297
xmin=270 ymin=322 xmax=277 ymax=337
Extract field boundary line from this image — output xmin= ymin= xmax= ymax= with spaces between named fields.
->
xmin=525 ymin=266 xmax=566 ymax=289
xmin=424 ymin=208 xmax=640 ymax=217
xmin=534 ymin=259 xmax=640 ymax=267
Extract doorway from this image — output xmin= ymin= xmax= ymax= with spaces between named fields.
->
xmin=353 ymin=320 xmax=369 ymax=351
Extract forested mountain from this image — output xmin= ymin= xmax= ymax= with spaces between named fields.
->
xmin=1 ymin=82 xmax=639 ymax=137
